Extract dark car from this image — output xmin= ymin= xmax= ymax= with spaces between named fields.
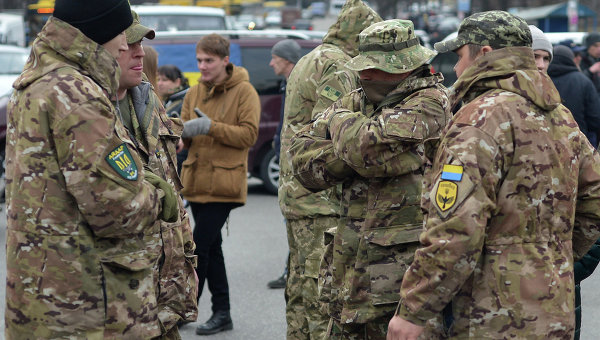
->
xmin=145 ymin=30 xmax=320 ymax=194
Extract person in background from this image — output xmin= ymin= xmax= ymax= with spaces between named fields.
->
xmin=388 ymin=11 xmax=600 ymax=340
xmin=115 ymin=11 xmax=199 ymax=337
xmin=5 ymin=0 xmax=175 ymax=338
xmin=158 ymin=64 xmax=190 ymax=174
xmin=179 ymin=33 xmax=261 ymax=336
xmin=290 ymin=19 xmax=450 ymax=339
xmin=266 ymin=38 xmax=301 ymax=290
xmin=579 ymin=32 xmax=600 ymax=94
xmin=143 ymin=44 xmax=158 ymax=89
xmin=278 ymin=0 xmax=382 ymax=338
xmin=529 ymin=25 xmax=553 ymax=73
xmin=559 ymin=39 xmax=586 ymax=68
xmin=548 ymin=45 xmax=600 ymax=147
xmin=547 ymin=44 xmax=600 ymax=340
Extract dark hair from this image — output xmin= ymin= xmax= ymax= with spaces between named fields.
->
xmin=158 ymin=64 xmax=189 ymax=88
xmin=196 ymin=33 xmax=229 ymax=58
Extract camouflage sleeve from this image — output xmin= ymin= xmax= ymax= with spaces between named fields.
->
xmin=328 ymin=93 xmax=447 ymax=178
xmin=397 ymin=125 xmax=500 ymax=325
xmin=312 ymin=68 xmax=357 ymax=120
xmin=208 ymin=83 xmax=261 ymax=149
xmin=573 ymin=140 xmax=600 ymax=261
xmin=54 ymin=99 xmax=162 ymax=238
xmin=289 ymin=105 xmax=356 ymax=191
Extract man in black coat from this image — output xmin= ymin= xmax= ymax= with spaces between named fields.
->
xmin=548 ymin=45 xmax=600 ymax=147
xmin=579 ymin=32 xmax=600 ymax=94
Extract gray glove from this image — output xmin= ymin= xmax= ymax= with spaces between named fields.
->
xmin=182 ymin=108 xmax=212 ymax=138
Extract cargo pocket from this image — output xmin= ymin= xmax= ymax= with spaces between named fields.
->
xmin=100 ymin=253 xmax=159 ymax=336
xmin=181 ymin=156 xmax=211 ymax=195
xmin=318 ymin=227 xmax=336 ymax=304
xmin=211 ymin=160 xmax=244 ymax=197
xmin=366 ymin=225 xmax=422 ymax=305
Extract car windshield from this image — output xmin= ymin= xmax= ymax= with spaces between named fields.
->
xmin=0 ymin=51 xmax=28 ymax=74
xmin=138 ymin=14 xmax=227 ymax=31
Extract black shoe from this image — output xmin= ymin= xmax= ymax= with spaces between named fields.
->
xmin=267 ymin=274 xmax=286 ymax=289
xmin=195 ymin=310 xmax=233 ymax=335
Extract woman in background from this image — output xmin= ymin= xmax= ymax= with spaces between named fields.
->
xmin=143 ymin=45 xmax=159 ymax=89
xmin=158 ymin=64 xmax=190 ymax=173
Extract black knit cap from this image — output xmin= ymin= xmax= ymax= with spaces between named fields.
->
xmin=54 ymin=0 xmax=133 ymax=45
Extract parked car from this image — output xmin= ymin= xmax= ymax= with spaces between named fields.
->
xmin=291 ymin=19 xmax=313 ymax=30
xmin=132 ymin=5 xmax=230 ymax=31
xmin=0 ymin=44 xmax=29 ymax=95
xmin=233 ymin=14 xmax=265 ymax=30
xmin=145 ymin=32 xmax=320 ymax=194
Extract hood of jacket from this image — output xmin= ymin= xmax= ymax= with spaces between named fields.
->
xmin=200 ymin=63 xmax=249 ymax=102
xmin=547 ymin=55 xmax=580 ymax=78
xmin=13 ymin=17 xmax=120 ymax=99
xmin=450 ymin=47 xmax=560 ymax=113
xmin=322 ymin=0 xmax=382 ymax=58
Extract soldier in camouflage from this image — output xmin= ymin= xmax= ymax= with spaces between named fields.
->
xmin=289 ymin=19 xmax=450 ymax=339
xmin=116 ymin=11 xmax=199 ymax=338
xmin=388 ymin=11 xmax=600 ymax=340
xmin=278 ymin=0 xmax=381 ymax=338
xmin=5 ymin=0 xmax=178 ymax=338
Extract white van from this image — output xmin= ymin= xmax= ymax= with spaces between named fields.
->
xmin=131 ymin=5 xmax=230 ymax=32
xmin=0 ymin=14 xmax=25 ymax=47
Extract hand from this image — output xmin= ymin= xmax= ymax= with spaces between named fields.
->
xmin=386 ymin=315 xmax=424 ymax=340
xmin=176 ymin=138 xmax=184 ymax=153
xmin=144 ymin=171 xmax=179 ymax=223
xmin=181 ymin=108 xmax=211 ymax=138
xmin=590 ymin=61 xmax=600 ymax=74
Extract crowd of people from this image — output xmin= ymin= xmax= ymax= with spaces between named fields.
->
xmin=4 ymin=0 xmax=600 ymax=339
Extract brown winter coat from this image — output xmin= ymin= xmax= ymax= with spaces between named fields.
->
xmin=180 ymin=64 xmax=260 ymax=204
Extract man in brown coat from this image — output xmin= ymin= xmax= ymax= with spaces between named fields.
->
xmin=179 ymin=33 xmax=261 ymax=335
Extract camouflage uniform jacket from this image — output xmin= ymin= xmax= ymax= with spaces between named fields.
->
xmin=5 ymin=17 xmax=167 ymax=339
xmin=291 ymin=67 xmax=450 ymax=323
xmin=124 ymin=81 xmax=198 ymax=331
xmin=397 ymin=47 xmax=600 ymax=339
xmin=278 ymin=0 xmax=381 ymax=219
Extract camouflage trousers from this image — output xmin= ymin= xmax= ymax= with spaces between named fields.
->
xmin=326 ymin=314 xmax=392 ymax=340
xmin=285 ymin=217 xmax=334 ymax=340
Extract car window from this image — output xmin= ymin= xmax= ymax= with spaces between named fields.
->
xmin=139 ymin=14 xmax=227 ymax=31
xmin=240 ymin=46 xmax=314 ymax=95
xmin=0 ymin=51 xmax=28 ymax=74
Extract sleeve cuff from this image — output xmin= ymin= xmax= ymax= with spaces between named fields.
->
xmin=396 ymin=303 xmax=428 ymax=327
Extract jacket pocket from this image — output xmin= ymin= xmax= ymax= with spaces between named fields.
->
xmin=211 ymin=160 xmax=245 ymax=197
xmin=100 ymin=252 xmax=160 ymax=337
xmin=181 ymin=156 xmax=212 ymax=195
xmin=366 ymin=226 xmax=422 ymax=306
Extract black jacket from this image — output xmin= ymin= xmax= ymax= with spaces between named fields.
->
xmin=574 ymin=238 xmax=600 ymax=340
xmin=548 ymin=54 xmax=600 ymax=147
xmin=579 ymin=51 xmax=600 ymax=95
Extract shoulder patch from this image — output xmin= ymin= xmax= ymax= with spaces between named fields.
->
xmin=105 ymin=143 xmax=139 ymax=181
xmin=430 ymin=168 xmax=475 ymax=220
xmin=320 ymin=85 xmax=342 ymax=102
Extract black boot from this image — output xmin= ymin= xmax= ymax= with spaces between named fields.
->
xmin=195 ymin=310 xmax=233 ymax=335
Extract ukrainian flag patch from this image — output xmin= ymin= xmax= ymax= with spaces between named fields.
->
xmin=441 ymin=164 xmax=463 ymax=182
xmin=320 ymin=85 xmax=342 ymax=102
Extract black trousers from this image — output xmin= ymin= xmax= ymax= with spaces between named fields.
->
xmin=190 ymin=201 xmax=236 ymax=313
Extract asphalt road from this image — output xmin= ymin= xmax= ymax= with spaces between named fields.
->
xmin=1 ymin=179 xmax=600 ymax=339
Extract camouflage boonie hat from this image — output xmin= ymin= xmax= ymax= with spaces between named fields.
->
xmin=346 ymin=19 xmax=437 ymax=74
xmin=125 ymin=10 xmax=155 ymax=44
xmin=434 ymin=10 xmax=532 ymax=53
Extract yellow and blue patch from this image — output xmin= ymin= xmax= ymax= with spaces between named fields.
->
xmin=441 ymin=164 xmax=463 ymax=182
